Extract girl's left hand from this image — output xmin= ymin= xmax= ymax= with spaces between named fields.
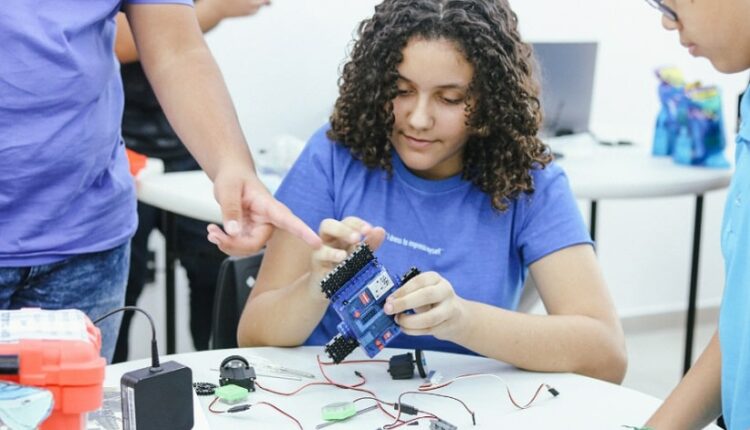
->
xmin=383 ymin=272 xmax=468 ymax=341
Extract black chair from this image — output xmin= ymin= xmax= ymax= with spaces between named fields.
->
xmin=717 ymin=416 xmax=726 ymax=429
xmin=209 ymin=251 xmax=264 ymax=349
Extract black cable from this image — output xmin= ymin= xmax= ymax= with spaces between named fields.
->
xmin=396 ymin=391 xmax=476 ymax=426
xmin=93 ymin=306 xmax=160 ymax=370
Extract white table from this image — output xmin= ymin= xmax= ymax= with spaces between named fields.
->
xmin=137 ymin=170 xmax=284 ymax=223
xmin=551 ymin=135 xmax=733 ymax=374
xmin=135 ymin=170 xmax=280 ymax=353
xmin=106 ymin=346 xmax=707 ymax=429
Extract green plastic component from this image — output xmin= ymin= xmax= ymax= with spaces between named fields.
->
xmin=321 ymin=402 xmax=357 ymax=421
xmin=214 ymin=384 xmax=249 ymax=403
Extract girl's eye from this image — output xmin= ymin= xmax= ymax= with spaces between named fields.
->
xmin=442 ymin=97 xmax=464 ymax=105
xmin=397 ymin=89 xmax=413 ymax=96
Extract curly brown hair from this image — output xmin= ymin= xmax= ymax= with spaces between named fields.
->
xmin=328 ymin=0 xmax=552 ymax=211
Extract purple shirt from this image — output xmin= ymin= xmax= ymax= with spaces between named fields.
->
xmin=0 ymin=0 xmax=191 ymax=266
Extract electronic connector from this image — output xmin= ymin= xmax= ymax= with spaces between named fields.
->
xmin=430 ymin=418 xmax=458 ymax=430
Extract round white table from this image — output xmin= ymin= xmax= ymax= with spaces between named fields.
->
xmin=106 ymin=346 xmax=703 ymax=429
xmin=551 ymin=135 xmax=733 ymax=374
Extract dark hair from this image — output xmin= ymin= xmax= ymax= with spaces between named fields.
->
xmin=328 ymin=0 xmax=551 ymax=211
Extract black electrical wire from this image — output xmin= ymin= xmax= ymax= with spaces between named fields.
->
xmin=93 ymin=306 xmax=160 ymax=370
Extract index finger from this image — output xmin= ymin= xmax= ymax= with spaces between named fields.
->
xmin=265 ymin=198 xmax=322 ymax=249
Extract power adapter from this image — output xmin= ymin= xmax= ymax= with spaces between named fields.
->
xmin=121 ymin=361 xmax=193 ymax=430
xmin=93 ymin=307 xmax=194 ymax=430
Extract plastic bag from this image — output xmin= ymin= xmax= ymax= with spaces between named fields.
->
xmin=0 ymin=382 xmax=53 ymax=430
xmin=653 ymin=67 xmax=730 ymax=168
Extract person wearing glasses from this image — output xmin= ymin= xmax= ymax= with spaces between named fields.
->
xmin=643 ymin=1 xmax=750 ymax=429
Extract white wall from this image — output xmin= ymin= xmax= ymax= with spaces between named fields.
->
xmin=203 ymin=0 xmax=749 ymax=319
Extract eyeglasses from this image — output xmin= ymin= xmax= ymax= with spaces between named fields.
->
xmin=645 ymin=0 xmax=678 ymax=22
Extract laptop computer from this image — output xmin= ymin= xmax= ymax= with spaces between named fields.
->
xmin=531 ymin=42 xmax=598 ymax=138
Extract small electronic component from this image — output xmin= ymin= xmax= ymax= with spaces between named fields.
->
xmin=321 ymin=401 xmax=357 ymax=420
xmin=219 ymin=355 xmax=256 ymax=392
xmin=214 ymin=384 xmax=249 ymax=404
xmin=387 ymin=349 xmax=428 ymax=380
xmin=430 ymin=418 xmax=458 ymax=430
xmin=192 ymin=382 xmax=218 ymax=396
xmin=426 ymin=370 xmax=443 ymax=385
xmin=316 ymin=403 xmax=379 ymax=429
xmin=321 ymin=243 xmax=420 ymax=363
xmin=393 ymin=402 xmax=419 ymax=415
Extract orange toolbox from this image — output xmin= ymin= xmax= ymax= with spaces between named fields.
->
xmin=0 ymin=309 xmax=106 ymax=430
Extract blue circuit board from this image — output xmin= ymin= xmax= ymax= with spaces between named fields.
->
xmin=321 ymin=244 xmax=420 ymax=362
xmin=330 ymin=259 xmax=400 ymax=358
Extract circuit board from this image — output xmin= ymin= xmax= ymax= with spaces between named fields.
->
xmin=321 ymin=244 xmax=419 ymax=363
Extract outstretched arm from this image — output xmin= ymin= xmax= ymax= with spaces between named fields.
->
xmin=116 ymin=0 xmax=270 ymax=64
xmin=124 ymin=3 xmax=320 ymax=253
xmin=386 ymin=244 xmax=628 ymax=383
xmin=645 ymin=331 xmax=722 ymax=429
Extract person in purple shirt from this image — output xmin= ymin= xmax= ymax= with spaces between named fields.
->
xmin=0 ymin=0 xmax=320 ymax=362
xmin=236 ymin=0 xmax=627 ymax=383
xmin=112 ymin=0 xmax=270 ymax=362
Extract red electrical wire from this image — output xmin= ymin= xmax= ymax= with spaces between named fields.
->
xmin=400 ymin=391 xmax=475 ymax=422
xmin=318 ymin=358 xmax=390 ymax=365
xmin=255 ymin=355 xmax=385 ymax=396
xmin=314 ymin=356 xmax=483 ymax=428
xmin=254 ymin=355 xmax=542 ymax=428
xmin=253 ymin=401 xmax=304 ymax=429
xmin=207 ymin=397 xmax=303 ymax=429
xmin=208 ymin=397 xmax=224 ymax=414
xmin=351 ymin=395 xmax=439 ymax=429
xmin=255 ymin=372 xmax=366 ymax=396
xmin=384 ymin=415 xmax=440 ymax=429
xmin=314 ymin=355 xmax=402 ymax=422
xmin=419 ymin=373 xmax=555 ymax=410
xmin=352 ymin=395 xmax=395 ymax=408
xmin=505 ymin=384 xmax=549 ymax=409
xmin=253 ymin=355 xmax=404 ymax=424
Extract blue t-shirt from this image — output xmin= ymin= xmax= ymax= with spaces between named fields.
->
xmin=275 ymin=125 xmax=593 ymax=355
xmin=0 ymin=0 xmax=191 ymax=266
xmin=719 ymin=87 xmax=750 ymax=430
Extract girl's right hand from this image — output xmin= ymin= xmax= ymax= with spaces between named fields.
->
xmin=308 ymin=217 xmax=386 ymax=293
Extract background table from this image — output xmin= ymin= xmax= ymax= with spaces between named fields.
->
xmin=106 ymin=346 xmax=708 ymax=429
xmin=551 ymin=136 xmax=732 ymax=374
